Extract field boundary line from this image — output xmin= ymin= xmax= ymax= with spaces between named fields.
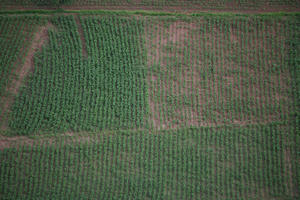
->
xmin=0 ymin=9 xmax=300 ymax=17
xmin=74 ymin=15 xmax=87 ymax=58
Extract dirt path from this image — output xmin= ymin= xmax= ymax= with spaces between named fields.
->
xmin=1 ymin=5 xmax=300 ymax=13
xmin=0 ymin=135 xmax=34 ymax=150
xmin=75 ymin=15 xmax=87 ymax=58
xmin=0 ymin=23 xmax=53 ymax=130
xmin=0 ymin=131 xmax=114 ymax=150
xmin=284 ymin=133 xmax=297 ymax=197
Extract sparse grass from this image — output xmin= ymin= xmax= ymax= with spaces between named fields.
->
xmin=146 ymin=16 xmax=296 ymax=129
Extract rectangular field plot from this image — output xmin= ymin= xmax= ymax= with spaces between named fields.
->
xmin=0 ymin=14 xmax=298 ymax=134
xmin=0 ymin=13 xmax=299 ymax=199
xmin=8 ymin=15 xmax=148 ymax=134
xmin=146 ymin=16 xmax=298 ymax=129
xmin=0 ymin=125 xmax=298 ymax=199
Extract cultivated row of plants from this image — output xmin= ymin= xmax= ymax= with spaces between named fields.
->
xmin=3 ymin=15 xmax=299 ymax=134
xmin=0 ymin=14 xmax=298 ymax=199
xmin=8 ymin=15 xmax=148 ymax=134
xmin=0 ymin=125 xmax=297 ymax=199
xmin=0 ymin=16 xmax=44 ymax=128
xmin=0 ymin=16 xmax=42 ymax=96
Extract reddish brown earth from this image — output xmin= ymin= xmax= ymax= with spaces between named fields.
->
xmin=0 ymin=131 xmax=111 ymax=150
xmin=0 ymin=135 xmax=34 ymax=150
xmin=145 ymin=18 xmax=292 ymax=129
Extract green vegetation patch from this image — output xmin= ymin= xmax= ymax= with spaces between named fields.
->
xmin=0 ymin=13 xmax=299 ymax=200
xmin=0 ymin=16 xmax=44 ymax=129
xmin=0 ymin=16 xmax=43 ymax=96
xmin=0 ymin=125 xmax=298 ymax=199
xmin=8 ymin=15 xmax=148 ymax=134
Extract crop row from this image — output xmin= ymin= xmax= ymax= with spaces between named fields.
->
xmin=0 ymin=125 xmax=298 ymax=199
xmin=0 ymin=16 xmax=44 ymax=128
xmin=9 ymin=15 xmax=148 ymax=134
xmin=0 ymin=16 xmax=42 ymax=96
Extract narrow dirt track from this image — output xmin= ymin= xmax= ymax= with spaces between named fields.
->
xmin=1 ymin=5 xmax=300 ymax=13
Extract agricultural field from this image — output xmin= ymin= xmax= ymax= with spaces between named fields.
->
xmin=0 ymin=11 xmax=299 ymax=199
xmin=0 ymin=0 xmax=300 ymax=11
xmin=0 ymin=126 xmax=298 ymax=199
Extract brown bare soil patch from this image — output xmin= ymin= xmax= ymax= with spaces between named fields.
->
xmin=146 ymin=20 xmax=202 ymax=129
xmin=146 ymin=18 xmax=292 ymax=130
xmin=0 ymin=23 xmax=54 ymax=130
xmin=0 ymin=135 xmax=34 ymax=150
xmin=0 ymin=132 xmax=89 ymax=150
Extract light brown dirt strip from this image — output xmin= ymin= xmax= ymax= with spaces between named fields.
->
xmin=12 ymin=23 xmax=52 ymax=94
xmin=0 ymin=135 xmax=34 ymax=150
xmin=75 ymin=15 xmax=87 ymax=58
xmin=0 ymin=130 xmax=123 ymax=150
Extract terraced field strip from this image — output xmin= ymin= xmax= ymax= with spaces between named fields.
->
xmin=7 ymin=15 xmax=148 ymax=134
xmin=1 ymin=0 xmax=300 ymax=12
xmin=0 ymin=125 xmax=298 ymax=199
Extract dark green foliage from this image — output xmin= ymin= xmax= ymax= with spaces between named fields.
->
xmin=30 ymin=0 xmax=74 ymax=7
xmin=0 ymin=16 xmax=44 ymax=127
xmin=0 ymin=16 xmax=41 ymax=96
xmin=9 ymin=15 xmax=148 ymax=134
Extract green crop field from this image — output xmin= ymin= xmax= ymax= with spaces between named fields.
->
xmin=0 ymin=10 xmax=299 ymax=199
xmin=0 ymin=126 xmax=298 ymax=199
